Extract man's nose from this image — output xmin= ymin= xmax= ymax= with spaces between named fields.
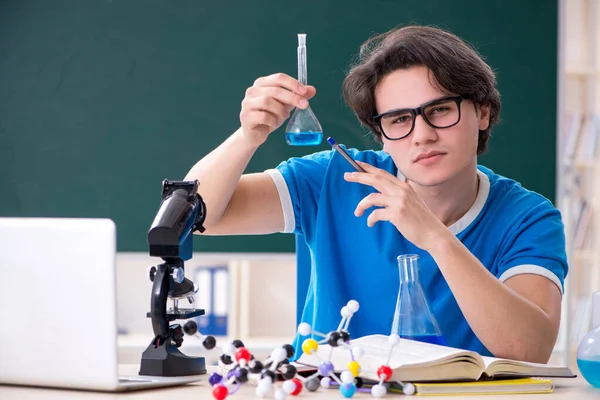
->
xmin=411 ymin=115 xmax=438 ymax=144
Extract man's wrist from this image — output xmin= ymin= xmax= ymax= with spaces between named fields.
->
xmin=426 ymin=227 xmax=460 ymax=258
xmin=232 ymin=127 xmax=264 ymax=151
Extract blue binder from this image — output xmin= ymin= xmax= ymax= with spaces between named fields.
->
xmin=193 ymin=265 xmax=228 ymax=336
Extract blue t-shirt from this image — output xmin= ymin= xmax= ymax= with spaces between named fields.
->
xmin=266 ymin=148 xmax=568 ymax=357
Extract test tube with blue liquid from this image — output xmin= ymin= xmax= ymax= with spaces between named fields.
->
xmin=285 ymin=34 xmax=323 ymax=146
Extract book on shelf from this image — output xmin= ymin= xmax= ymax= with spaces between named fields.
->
xmin=295 ymin=334 xmax=575 ymax=383
xmin=572 ymin=296 xmax=594 ymax=346
xmin=563 ymin=112 xmax=583 ymax=162
xmin=586 ymin=113 xmax=599 ymax=159
xmin=575 ymin=113 xmax=600 ymax=161
xmin=573 ymin=199 xmax=592 ymax=249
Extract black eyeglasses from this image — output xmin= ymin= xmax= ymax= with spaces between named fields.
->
xmin=373 ymin=95 xmax=466 ymax=140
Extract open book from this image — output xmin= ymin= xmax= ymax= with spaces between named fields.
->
xmin=295 ymin=334 xmax=575 ymax=383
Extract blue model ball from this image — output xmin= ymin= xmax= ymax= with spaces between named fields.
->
xmin=208 ymin=372 xmax=223 ymax=386
xmin=318 ymin=361 xmax=334 ymax=376
xmin=339 ymin=382 xmax=357 ymax=398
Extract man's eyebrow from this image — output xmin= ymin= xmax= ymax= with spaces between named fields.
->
xmin=380 ymin=106 xmax=412 ymax=115
xmin=379 ymin=95 xmax=449 ymax=115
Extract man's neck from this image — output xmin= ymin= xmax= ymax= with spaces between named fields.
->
xmin=408 ymin=163 xmax=480 ymax=227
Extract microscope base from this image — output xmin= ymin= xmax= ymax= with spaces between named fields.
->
xmin=139 ymin=340 xmax=207 ymax=377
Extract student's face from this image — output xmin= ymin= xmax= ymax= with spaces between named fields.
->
xmin=374 ymin=66 xmax=490 ymax=187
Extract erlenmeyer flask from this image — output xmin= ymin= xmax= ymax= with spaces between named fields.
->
xmin=391 ymin=254 xmax=447 ymax=346
xmin=285 ymin=33 xmax=323 ymax=146
xmin=576 ymin=291 xmax=600 ymax=387
xmin=285 ymin=106 xmax=323 ymax=146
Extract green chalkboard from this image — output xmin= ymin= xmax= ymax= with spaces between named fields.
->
xmin=0 ymin=0 xmax=557 ymax=252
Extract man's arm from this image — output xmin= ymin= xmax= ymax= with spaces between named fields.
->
xmin=429 ymin=234 xmax=562 ymax=363
xmin=183 ymin=73 xmax=315 ymax=235
xmin=184 ymin=129 xmax=284 ymax=235
xmin=345 ymin=162 xmax=564 ymax=363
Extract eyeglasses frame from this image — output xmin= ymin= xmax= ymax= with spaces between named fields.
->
xmin=373 ymin=95 xmax=467 ymax=141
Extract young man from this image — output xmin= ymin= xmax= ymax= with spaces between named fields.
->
xmin=184 ymin=26 xmax=567 ymax=363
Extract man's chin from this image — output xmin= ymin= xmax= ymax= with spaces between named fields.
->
xmin=404 ymin=170 xmax=452 ymax=187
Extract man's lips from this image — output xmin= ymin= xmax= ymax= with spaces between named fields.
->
xmin=414 ymin=151 xmax=446 ymax=162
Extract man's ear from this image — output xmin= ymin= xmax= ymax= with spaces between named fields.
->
xmin=382 ymin=141 xmax=389 ymax=153
xmin=478 ymin=104 xmax=491 ymax=131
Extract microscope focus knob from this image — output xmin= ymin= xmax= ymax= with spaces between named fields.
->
xmin=148 ymin=266 xmax=157 ymax=282
xmin=171 ymin=267 xmax=184 ymax=284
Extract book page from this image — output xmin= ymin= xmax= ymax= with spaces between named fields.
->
xmin=353 ymin=335 xmax=481 ymax=368
xmin=297 ymin=334 xmax=482 ymax=371
xmin=481 ymin=356 xmax=575 ymax=378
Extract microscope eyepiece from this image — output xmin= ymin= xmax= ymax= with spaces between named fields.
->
xmin=147 ymin=180 xmax=206 ymax=261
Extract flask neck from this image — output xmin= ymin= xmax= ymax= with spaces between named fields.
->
xmin=297 ymin=46 xmax=307 ymax=85
xmin=397 ymin=254 xmax=420 ymax=283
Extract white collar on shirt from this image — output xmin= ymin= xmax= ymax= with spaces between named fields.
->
xmin=395 ymin=169 xmax=490 ymax=235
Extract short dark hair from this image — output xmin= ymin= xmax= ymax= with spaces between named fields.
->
xmin=342 ymin=25 xmax=501 ymax=155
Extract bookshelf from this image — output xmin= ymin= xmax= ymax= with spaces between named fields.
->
xmin=556 ymin=0 xmax=600 ymax=366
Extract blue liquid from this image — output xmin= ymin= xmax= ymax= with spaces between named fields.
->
xmin=577 ymin=359 xmax=600 ymax=388
xmin=286 ymin=132 xmax=323 ymax=146
xmin=401 ymin=334 xmax=448 ymax=346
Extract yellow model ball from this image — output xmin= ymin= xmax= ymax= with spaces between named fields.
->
xmin=301 ymin=338 xmax=319 ymax=355
xmin=346 ymin=360 xmax=361 ymax=377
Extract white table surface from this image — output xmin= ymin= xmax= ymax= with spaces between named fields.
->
xmin=0 ymin=364 xmax=597 ymax=399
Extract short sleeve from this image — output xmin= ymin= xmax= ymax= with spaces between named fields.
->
xmin=265 ymin=150 xmax=333 ymax=235
xmin=496 ymin=200 xmax=568 ymax=294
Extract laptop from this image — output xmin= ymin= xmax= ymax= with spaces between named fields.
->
xmin=0 ymin=217 xmax=202 ymax=391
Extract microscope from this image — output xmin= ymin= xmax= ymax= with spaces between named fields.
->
xmin=139 ymin=179 xmax=215 ymax=377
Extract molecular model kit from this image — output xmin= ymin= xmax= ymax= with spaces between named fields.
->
xmin=199 ymin=300 xmax=415 ymax=399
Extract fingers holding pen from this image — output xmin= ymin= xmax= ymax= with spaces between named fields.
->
xmin=354 ymin=192 xmax=409 ymax=228
xmin=354 ymin=161 xmax=403 ymax=185
xmin=344 ymin=161 xmax=410 ymax=195
xmin=354 ymin=193 xmax=388 ymax=217
xmin=344 ymin=171 xmax=396 ymax=195
xmin=366 ymin=208 xmax=391 ymax=228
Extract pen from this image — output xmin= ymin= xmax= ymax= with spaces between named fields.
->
xmin=326 ymin=137 xmax=366 ymax=173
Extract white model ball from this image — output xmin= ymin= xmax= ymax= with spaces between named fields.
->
xmin=403 ymin=383 xmax=416 ymax=395
xmin=297 ymin=322 xmax=312 ymax=336
xmin=351 ymin=346 xmax=364 ymax=359
xmin=320 ymin=376 xmax=332 ymax=389
xmin=255 ymin=386 xmax=268 ymax=398
xmin=388 ymin=333 xmax=400 ymax=346
xmin=282 ymin=379 xmax=297 ymax=394
xmin=340 ymin=370 xmax=355 ymax=384
xmin=258 ymin=377 xmax=273 ymax=392
xmin=270 ymin=348 xmax=287 ymax=363
xmin=340 ymin=306 xmax=353 ymax=318
xmin=221 ymin=342 xmax=236 ymax=356
xmin=274 ymin=388 xmax=287 ymax=400
xmin=346 ymin=300 xmax=359 ymax=312
xmin=371 ymin=384 xmax=387 ymax=398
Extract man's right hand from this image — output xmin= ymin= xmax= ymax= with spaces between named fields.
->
xmin=239 ymin=73 xmax=317 ymax=147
